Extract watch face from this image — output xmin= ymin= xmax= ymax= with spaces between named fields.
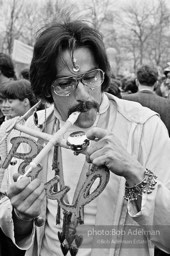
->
xmin=67 ymin=131 xmax=89 ymax=153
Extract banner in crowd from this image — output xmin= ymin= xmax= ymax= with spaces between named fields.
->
xmin=12 ymin=39 xmax=33 ymax=64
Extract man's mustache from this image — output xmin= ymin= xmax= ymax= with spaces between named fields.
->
xmin=68 ymin=101 xmax=99 ymax=117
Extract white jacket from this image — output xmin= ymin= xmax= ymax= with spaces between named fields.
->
xmin=1 ymin=93 xmax=170 ymax=256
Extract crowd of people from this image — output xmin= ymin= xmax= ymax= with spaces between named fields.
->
xmin=0 ymin=20 xmax=170 ymax=256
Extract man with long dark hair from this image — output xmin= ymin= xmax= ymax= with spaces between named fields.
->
xmin=1 ymin=21 xmax=170 ymax=256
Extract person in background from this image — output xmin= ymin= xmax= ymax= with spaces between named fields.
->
xmin=0 ymin=53 xmax=16 ymax=125
xmin=153 ymin=65 xmax=170 ymax=256
xmin=121 ymin=77 xmax=138 ymax=95
xmin=155 ymin=65 xmax=170 ymax=98
xmin=0 ymin=78 xmax=35 ymax=256
xmin=0 ymin=79 xmax=37 ymax=120
xmin=0 ymin=79 xmax=39 ymax=256
xmin=19 ymin=68 xmax=30 ymax=80
xmin=122 ymin=65 xmax=170 ymax=136
xmin=106 ymin=76 xmax=122 ymax=98
xmin=1 ymin=20 xmax=170 ymax=256
xmin=0 ymin=79 xmax=38 ymax=206
xmin=0 ymin=53 xmax=16 ymax=85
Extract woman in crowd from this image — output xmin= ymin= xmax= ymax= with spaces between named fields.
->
xmin=0 ymin=79 xmax=37 ymax=120
xmin=0 ymin=79 xmax=39 ymax=256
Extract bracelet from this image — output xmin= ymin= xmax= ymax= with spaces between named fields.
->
xmin=13 ymin=208 xmax=34 ymax=222
xmin=124 ymin=169 xmax=157 ymax=201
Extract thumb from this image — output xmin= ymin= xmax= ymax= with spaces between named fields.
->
xmin=13 ymin=173 xmax=21 ymax=182
xmin=86 ymin=127 xmax=107 ymax=141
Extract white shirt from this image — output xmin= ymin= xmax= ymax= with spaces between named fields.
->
xmin=41 ymin=95 xmax=110 ymax=256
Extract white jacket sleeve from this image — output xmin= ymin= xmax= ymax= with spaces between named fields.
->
xmin=0 ymin=196 xmax=35 ymax=250
xmin=128 ymin=115 xmax=170 ymax=253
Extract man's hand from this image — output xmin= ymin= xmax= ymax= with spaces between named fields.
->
xmin=7 ymin=175 xmax=45 ymax=220
xmin=86 ymin=127 xmax=145 ymax=186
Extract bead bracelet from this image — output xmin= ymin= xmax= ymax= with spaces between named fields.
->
xmin=125 ymin=169 xmax=157 ymax=201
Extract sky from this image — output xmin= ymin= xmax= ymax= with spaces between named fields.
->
xmin=117 ymin=0 xmax=170 ymax=8
xmin=73 ymin=0 xmax=170 ymax=16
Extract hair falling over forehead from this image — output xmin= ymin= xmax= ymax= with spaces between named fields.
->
xmin=30 ymin=21 xmax=111 ymax=103
xmin=69 ymin=38 xmax=80 ymax=72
